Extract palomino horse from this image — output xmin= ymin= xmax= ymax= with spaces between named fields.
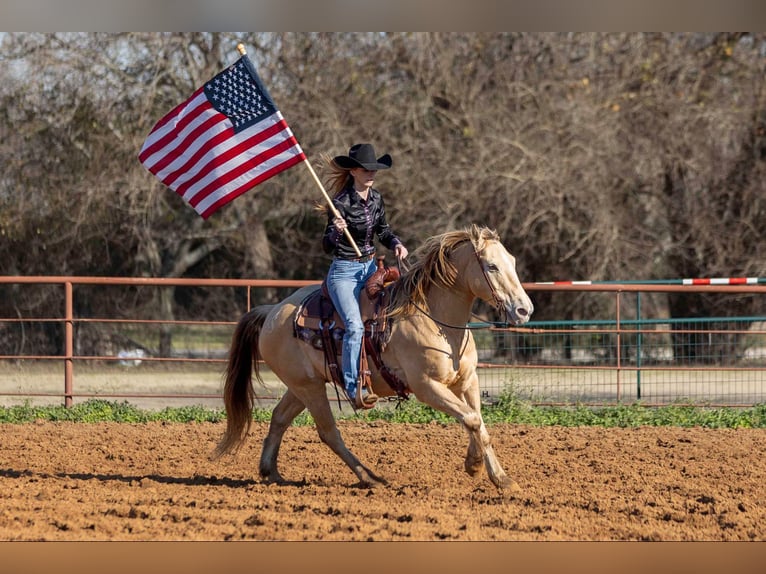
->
xmin=213 ymin=225 xmax=534 ymax=490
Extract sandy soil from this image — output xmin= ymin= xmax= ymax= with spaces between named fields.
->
xmin=1 ymin=420 xmax=764 ymax=541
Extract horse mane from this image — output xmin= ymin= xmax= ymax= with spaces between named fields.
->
xmin=387 ymin=225 xmax=500 ymax=319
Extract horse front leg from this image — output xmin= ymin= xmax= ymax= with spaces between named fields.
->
xmin=415 ymin=375 xmax=518 ymax=491
xmin=460 ymin=384 xmax=484 ymax=478
xmin=461 ymin=374 xmax=520 ymax=492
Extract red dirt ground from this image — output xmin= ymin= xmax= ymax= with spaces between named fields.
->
xmin=1 ymin=420 xmax=764 ymax=541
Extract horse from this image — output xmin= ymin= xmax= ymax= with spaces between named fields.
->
xmin=212 ymin=225 xmax=534 ymax=490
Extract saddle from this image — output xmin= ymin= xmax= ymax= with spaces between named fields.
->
xmin=294 ymin=256 xmax=410 ymax=408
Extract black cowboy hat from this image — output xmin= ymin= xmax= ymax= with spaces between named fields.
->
xmin=333 ymin=143 xmax=392 ymax=170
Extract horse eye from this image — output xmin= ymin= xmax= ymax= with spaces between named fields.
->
xmin=486 ymin=263 xmax=499 ymax=272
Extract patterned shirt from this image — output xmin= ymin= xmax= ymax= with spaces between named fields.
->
xmin=322 ymin=185 xmax=401 ymax=260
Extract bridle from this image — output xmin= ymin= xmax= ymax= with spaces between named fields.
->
xmin=473 ymin=246 xmax=506 ymax=312
xmin=398 ymin=243 xmax=506 ymax=332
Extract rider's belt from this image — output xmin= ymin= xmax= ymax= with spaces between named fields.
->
xmin=342 ymin=252 xmax=375 ymax=262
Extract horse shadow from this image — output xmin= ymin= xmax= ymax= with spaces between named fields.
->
xmin=0 ymin=466 xmax=267 ymax=488
xmin=1 ymin=466 xmax=391 ymax=490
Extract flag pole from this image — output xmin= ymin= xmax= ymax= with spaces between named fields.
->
xmin=236 ymin=43 xmax=362 ymax=257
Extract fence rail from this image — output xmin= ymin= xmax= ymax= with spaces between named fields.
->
xmin=1 ymin=276 xmax=765 ymax=408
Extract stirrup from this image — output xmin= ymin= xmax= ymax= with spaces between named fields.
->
xmin=355 ymin=388 xmax=378 ymax=410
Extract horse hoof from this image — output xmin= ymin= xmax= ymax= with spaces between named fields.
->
xmin=497 ymin=477 xmax=521 ymax=492
xmin=355 ymin=470 xmax=387 ymax=488
xmin=464 ymin=461 xmax=483 ymax=477
xmin=261 ymin=472 xmax=285 ymax=485
xmin=500 ymin=478 xmax=521 ymax=492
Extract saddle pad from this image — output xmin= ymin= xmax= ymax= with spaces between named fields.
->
xmin=295 ymin=288 xmax=344 ymax=331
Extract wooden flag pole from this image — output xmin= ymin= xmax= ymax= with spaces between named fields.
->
xmin=236 ymin=43 xmax=362 ymax=257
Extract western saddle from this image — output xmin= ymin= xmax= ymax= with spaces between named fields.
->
xmin=293 ymin=256 xmax=410 ymax=409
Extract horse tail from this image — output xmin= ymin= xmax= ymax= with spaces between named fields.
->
xmin=212 ymin=305 xmax=273 ymax=459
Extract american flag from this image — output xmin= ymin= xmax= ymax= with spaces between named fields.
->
xmin=139 ymin=54 xmax=305 ymax=219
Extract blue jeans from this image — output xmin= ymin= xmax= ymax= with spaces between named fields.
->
xmin=325 ymin=257 xmax=377 ymax=398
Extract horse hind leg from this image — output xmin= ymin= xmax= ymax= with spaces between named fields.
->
xmin=294 ymin=384 xmax=387 ymax=488
xmin=259 ymin=389 xmax=306 ymax=483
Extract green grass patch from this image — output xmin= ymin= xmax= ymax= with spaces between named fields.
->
xmin=0 ymin=400 xmax=225 ymax=424
xmin=1 ymin=395 xmax=765 ymax=428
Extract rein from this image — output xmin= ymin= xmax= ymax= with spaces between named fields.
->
xmin=409 ymin=300 xmax=493 ymax=331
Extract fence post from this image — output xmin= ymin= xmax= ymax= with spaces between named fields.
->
xmin=615 ymin=291 xmax=622 ymax=402
xmin=64 ymin=281 xmax=73 ymax=407
xmin=636 ymin=291 xmax=642 ymax=400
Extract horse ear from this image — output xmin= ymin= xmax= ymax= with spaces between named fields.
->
xmin=468 ymin=224 xmax=484 ymax=251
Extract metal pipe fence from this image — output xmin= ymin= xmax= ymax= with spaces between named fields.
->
xmin=1 ymin=276 xmax=765 ymax=408
xmin=478 ymin=284 xmax=766 ymax=406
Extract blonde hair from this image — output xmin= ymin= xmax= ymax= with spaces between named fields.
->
xmin=314 ymin=153 xmax=353 ymax=214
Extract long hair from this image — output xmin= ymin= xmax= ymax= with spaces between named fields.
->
xmin=387 ymin=225 xmax=500 ymax=320
xmin=314 ymin=153 xmax=352 ymax=215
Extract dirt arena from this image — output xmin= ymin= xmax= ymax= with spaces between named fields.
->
xmin=1 ymin=420 xmax=765 ymax=541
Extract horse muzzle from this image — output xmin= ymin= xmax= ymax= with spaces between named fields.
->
xmin=504 ymin=300 xmax=533 ymax=326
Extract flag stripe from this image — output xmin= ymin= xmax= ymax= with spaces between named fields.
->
xmin=149 ymin=87 xmax=206 ymax=132
xmin=189 ymin=132 xmax=302 ymax=207
xmin=148 ymin=111 xmax=227 ymax=181
xmin=138 ymin=90 xmax=210 ymax=164
xmin=198 ymin=151 xmax=305 ymax=218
